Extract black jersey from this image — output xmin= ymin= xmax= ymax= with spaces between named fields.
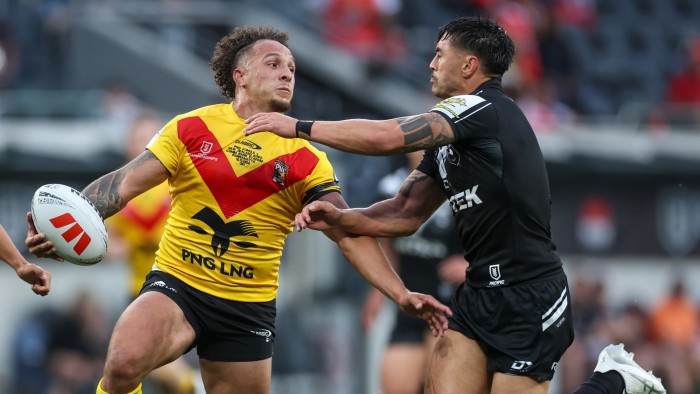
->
xmin=417 ymin=79 xmax=562 ymax=288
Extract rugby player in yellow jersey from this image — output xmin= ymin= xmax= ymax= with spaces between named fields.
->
xmin=25 ymin=26 xmax=452 ymax=394
xmin=0 ymin=223 xmax=50 ymax=295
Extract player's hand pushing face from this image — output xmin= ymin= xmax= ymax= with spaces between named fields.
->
xmin=292 ymin=201 xmax=341 ymax=232
xmin=25 ymin=212 xmax=63 ymax=262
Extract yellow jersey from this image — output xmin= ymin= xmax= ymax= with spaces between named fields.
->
xmin=147 ymin=104 xmax=340 ymax=302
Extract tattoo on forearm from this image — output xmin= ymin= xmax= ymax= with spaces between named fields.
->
xmin=399 ymin=173 xmax=429 ymax=198
xmin=82 ymin=152 xmax=155 ymax=219
xmin=398 ymin=113 xmax=453 ymax=151
xmin=83 ymin=172 xmax=125 ymax=220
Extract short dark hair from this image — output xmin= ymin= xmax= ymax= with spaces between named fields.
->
xmin=210 ymin=26 xmax=289 ymax=100
xmin=437 ymin=16 xmax=515 ymax=77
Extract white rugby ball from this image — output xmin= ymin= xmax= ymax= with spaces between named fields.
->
xmin=31 ymin=184 xmax=108 ymax=266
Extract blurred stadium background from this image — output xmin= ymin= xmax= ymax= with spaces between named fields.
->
xmin=1 ymin=0 xmax=700 ymax=393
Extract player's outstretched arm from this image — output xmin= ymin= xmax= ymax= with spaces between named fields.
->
xmin=293 ymin=169 xmax=446 ymax=238
xmin=318 ymin=192 xmax=452 ymax=336
xmin=0 ymin=224 xmax=51 ymax=295
xmin=244 ymin=111 xmax=456 ymax=155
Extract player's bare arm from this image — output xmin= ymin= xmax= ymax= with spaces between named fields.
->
xmin=318 ymin=192 xmax=452 ymax=336
xmin=243 ymin=112 xmax=456 ymax=155
xmin=83 ymin=151 xmax=169 ymax=220
xmin=294 ymin=169 xmax=446 ymax=237
xmin=26 ymin=151 xmax=168 ymax=259
xmin=1 ymin=225 xmax=51 ymax=295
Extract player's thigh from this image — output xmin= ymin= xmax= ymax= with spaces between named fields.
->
xmin=491 ymin=372 xmax=550 ymax=394
xmin=199 ymin=357 xmax=271 ymax=394
xmin=107 ymin=291 xmax=196 ymax=372
xmin=381 ymin=343 xmax=427 ymax=394
xmin=424 ymin=329 xmax=490 ymax=394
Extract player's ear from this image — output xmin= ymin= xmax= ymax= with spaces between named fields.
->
xmin=462 ymin=55 xmax=478 ymax=78
xmin=233 ymin=67 xmax=246 ymax=88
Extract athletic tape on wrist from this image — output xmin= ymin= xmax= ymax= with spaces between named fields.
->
xmin=295 ymin=120 xmax=314 ymax=140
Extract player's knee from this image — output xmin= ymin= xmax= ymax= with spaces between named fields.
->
xmin=104 ymin=348 xmax=148 ymax=384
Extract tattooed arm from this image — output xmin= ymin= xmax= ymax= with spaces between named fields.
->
xmin=83 ymin=151 xmax=170 ymax=220
xmin=292 ymin=169 xmax=446 ymax=237
xmin=26 ymin=151 xmax=169 ymax=260
xmin=243 ymin=112 xmax=456 ymax=155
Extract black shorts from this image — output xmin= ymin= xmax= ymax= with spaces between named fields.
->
xmin=139 ymin=270 xmax=276 ymax=362
xmin=448 ymin=273 xmax=574 ymax=381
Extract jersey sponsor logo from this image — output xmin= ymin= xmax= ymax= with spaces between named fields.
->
xmin=178 ymin=116 xmax=320 ymax=219
xmin=49 ymin=213 xmax=92 ymax=255
xmin=488 ymin=264 xmax=505 ymax=286
xmin=181 ymin=247 xmax=254 ymax=278
xmin=235 ymin=139 xmax=262 ymax=150
xmin=430 ymin=95 xmax=487 ymax=120
xmin=187 ymin=207 xmax=258 ymax=256
xmin=448 ymin=185 xmax=482 ymax=213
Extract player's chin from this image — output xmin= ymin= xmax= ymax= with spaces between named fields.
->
xmin=270 ymin=96 xmax=292 ymax=113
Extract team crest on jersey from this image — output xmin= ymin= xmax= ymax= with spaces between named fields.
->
xmin=489 ymin=264 xmax=501 ymax=280
xmin=187 ymin=207 xmax=258 ymax=256
xmin=200 ymin=141 xmax=214 ymax=154
xmin=272 ymin=159 xmax=290 ymax=186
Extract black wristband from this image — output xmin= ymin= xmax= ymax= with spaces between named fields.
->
xmin=295 ymin=120 xmax=314 ymax=140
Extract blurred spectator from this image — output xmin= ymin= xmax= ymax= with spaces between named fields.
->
xmin=649 ymin=280 xmax=698 ymax=348
xmin=0 ymin=19 xmax=20 ymax=88
xmin=99 ymin=80 xmax=144 ymax=147
xmin=647 ymin=280 xmax=698 ymax=394
xmin=318 ymin=0 xmax=407 ymax=77
xmin=12 ymin=0 xmax=72 ymax=88
xmin=536 ymin=8 xmax=579 ymax=110
xmin=549 ymin=0 xmax=597 ymax=31
xmin=489 ymin=0 xmax=546 ymax=86
xmin=45 ymin=292 xmax=109 ymax=394
xmin=663 ymin=35 xmax=700 ymax=127
xmin=513 ymin=80 xmax=576 ymax=134
xmin=12 ymin=292 xmax=110 ymax=394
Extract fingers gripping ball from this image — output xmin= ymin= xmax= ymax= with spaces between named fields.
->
xmin=31 ymin=184 xmax=108 ymax=265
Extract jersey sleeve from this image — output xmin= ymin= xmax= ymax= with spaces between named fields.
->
xmin=416 ymin=148 xmax=438 ymax=179
xmin=146 ymin=117 xmax=181 ymax=175
xmin=300 ymin=148 xmax=341 ymax=205
xmin=430 ymin=94 xmax=497 ymax=141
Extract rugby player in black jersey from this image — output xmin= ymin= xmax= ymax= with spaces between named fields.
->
xmin=245 ymin=15 xmax=665 ymax=394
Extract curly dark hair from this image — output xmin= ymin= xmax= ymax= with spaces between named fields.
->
xmin=210 ymin=26 xmax=289 ymax=100
xmin=437 ymin=16 xmax=515 ymax=77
